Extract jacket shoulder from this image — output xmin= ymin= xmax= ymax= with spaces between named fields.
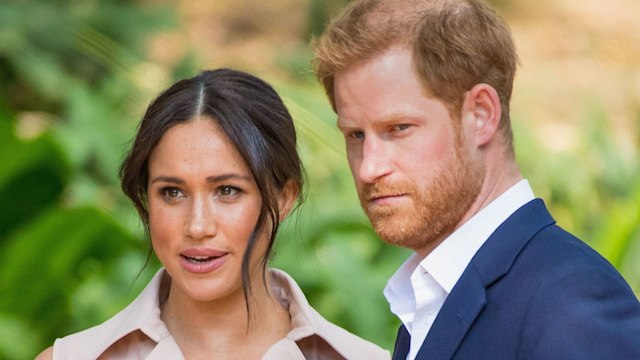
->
xmin=513 ymin=225 xmax=640 ymax=358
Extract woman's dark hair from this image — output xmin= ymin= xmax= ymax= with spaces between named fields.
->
xmin=119 ymin=68 xmax=304 ymax=318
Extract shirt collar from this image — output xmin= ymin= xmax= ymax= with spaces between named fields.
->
xmin=269 ymin=268 xmax=387 ymax=359
xmin=139 ymin=268 xmax=332 ymax=344
xmin=425 ymin=179 xmax=535 ymax=293
xmin=383 ymin=252 xmax=422 ymax=319
xmin=115 ymin=269 xmax=171 ymax=343
xmin=385 ymin=179 xmax=535 ymax=305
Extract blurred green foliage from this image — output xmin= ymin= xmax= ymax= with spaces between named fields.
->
xmin=0 ymin=0 xmax=639 ymax=358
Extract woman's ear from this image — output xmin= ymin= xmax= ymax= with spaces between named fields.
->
xmin=462 ymin=83 xmax=502 ymax=147
xmin=277 ymin=180 xmax=299 ymax=221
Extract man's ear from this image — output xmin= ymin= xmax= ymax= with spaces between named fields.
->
xmin=462 ymin=83 xmax=502 ymax=147
xmin=277 ymin=180 xmax=299 ymax=221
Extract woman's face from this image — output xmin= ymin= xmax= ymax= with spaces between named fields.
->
xmin=147 ymin=118 xmax=265 ymax=303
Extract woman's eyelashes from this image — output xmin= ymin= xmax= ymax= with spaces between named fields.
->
xmin=160 ymin=186 xmax=185 ymax=202
xmin=215 ymin=185 xmax=241 ymax=199
xmin=157 ymin=185 xmax=243 ymax=203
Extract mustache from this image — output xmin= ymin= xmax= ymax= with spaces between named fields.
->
xmin=360 ymin=182 xmax=413 ymax=200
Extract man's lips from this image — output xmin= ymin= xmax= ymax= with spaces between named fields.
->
xmin=362 ymin=183 xmax=412 ymax=205
xmin=368 ymin=193 xmax=407 ymax=202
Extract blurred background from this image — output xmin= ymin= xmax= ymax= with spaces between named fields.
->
xmin=1 ymin=0 xmax=639 ymax=358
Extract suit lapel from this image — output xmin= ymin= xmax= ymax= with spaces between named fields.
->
xmin=414 ymin=199 xmax=555 ymax=359
xmin=392 ymin=325 xmax=411 ymax=360
xmin=414 ymin=268 xmax=486 ymax=360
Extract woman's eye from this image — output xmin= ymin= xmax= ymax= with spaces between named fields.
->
xmin=217 ymin=186 xmax=240 ymax=197
xmin=160 ymin=187 xmax=184 ymax=201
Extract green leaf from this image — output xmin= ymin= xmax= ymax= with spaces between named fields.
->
xmin=0 ymin=313 xmax=38 ymax=360
xmin=0 ymin=119 xmax=70 ymax=237
xmin=0 ymin=206 xmax=135 ymax=341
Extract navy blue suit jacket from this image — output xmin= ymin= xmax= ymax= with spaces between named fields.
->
xmin=392 ymin=199 xmax=640 ymax=360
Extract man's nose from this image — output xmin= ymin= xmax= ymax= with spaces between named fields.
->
xmin=358 ymin=136 xmax=393 ymax=184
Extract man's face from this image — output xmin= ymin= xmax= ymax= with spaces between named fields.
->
xmin=333 ymin=47 xmax=484 ymax=255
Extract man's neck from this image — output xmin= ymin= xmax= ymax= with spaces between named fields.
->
xmin=414 ymin=164 xmax=523 ymax=258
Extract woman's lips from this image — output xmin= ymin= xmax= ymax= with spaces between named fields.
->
xmin=181 ymin=248 xmax=226 ymax=257
xmin=179 ymin=249 xmax=228 ymax=274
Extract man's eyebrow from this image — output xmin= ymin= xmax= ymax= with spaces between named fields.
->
xmin=336 ymin=118 xmax=350 ymax=128
xmin=337 ymin=113 xmax=423 ymax=128
xmin=380 ymin=113 xmax=423 ymax=123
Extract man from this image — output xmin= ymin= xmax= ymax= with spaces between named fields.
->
xmin=312 ymin=0 xmax=640 ymax=359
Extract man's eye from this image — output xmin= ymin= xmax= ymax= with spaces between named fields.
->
xmin=392 ymin=124 xmax=411 ymax=131
xmin=348 ymin=131 xmax=364 ymax=139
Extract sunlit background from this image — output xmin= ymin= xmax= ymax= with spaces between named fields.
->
xmin=1 ymin=0 xmax=639 ymax=358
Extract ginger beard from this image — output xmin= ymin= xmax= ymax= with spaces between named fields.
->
xmin=359 ymin=136 xmax=484 ymax=252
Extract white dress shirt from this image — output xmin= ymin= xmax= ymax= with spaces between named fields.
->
xmin=384 ymin=179 xmax=535 ymax=360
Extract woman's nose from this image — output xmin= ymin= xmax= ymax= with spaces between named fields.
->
xmin=185 ymin=196 xmax=217 ymax=240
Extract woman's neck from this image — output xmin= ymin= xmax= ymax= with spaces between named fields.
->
xmin=161 ymin=271 xmax=291 ymax=360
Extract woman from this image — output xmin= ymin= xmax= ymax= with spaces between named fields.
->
xmin=36 ymin=69 xmax=389 ymax=359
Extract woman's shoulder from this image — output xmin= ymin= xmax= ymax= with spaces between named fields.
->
xmin=48 ymin=269 xmax=170 ymax=359
xmin=269 ymin=269 xmax=390 ymax=360
xmin=34 ymin=346 xmax=52 ymax=360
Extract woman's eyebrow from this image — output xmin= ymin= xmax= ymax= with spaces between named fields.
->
xmin=150 ymin=176 xmax=184 ymax=184
xmin=150 ymin=174 xmax=252 ymax=184
xmin=206 ymin=174 xmax=252 ymax=183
